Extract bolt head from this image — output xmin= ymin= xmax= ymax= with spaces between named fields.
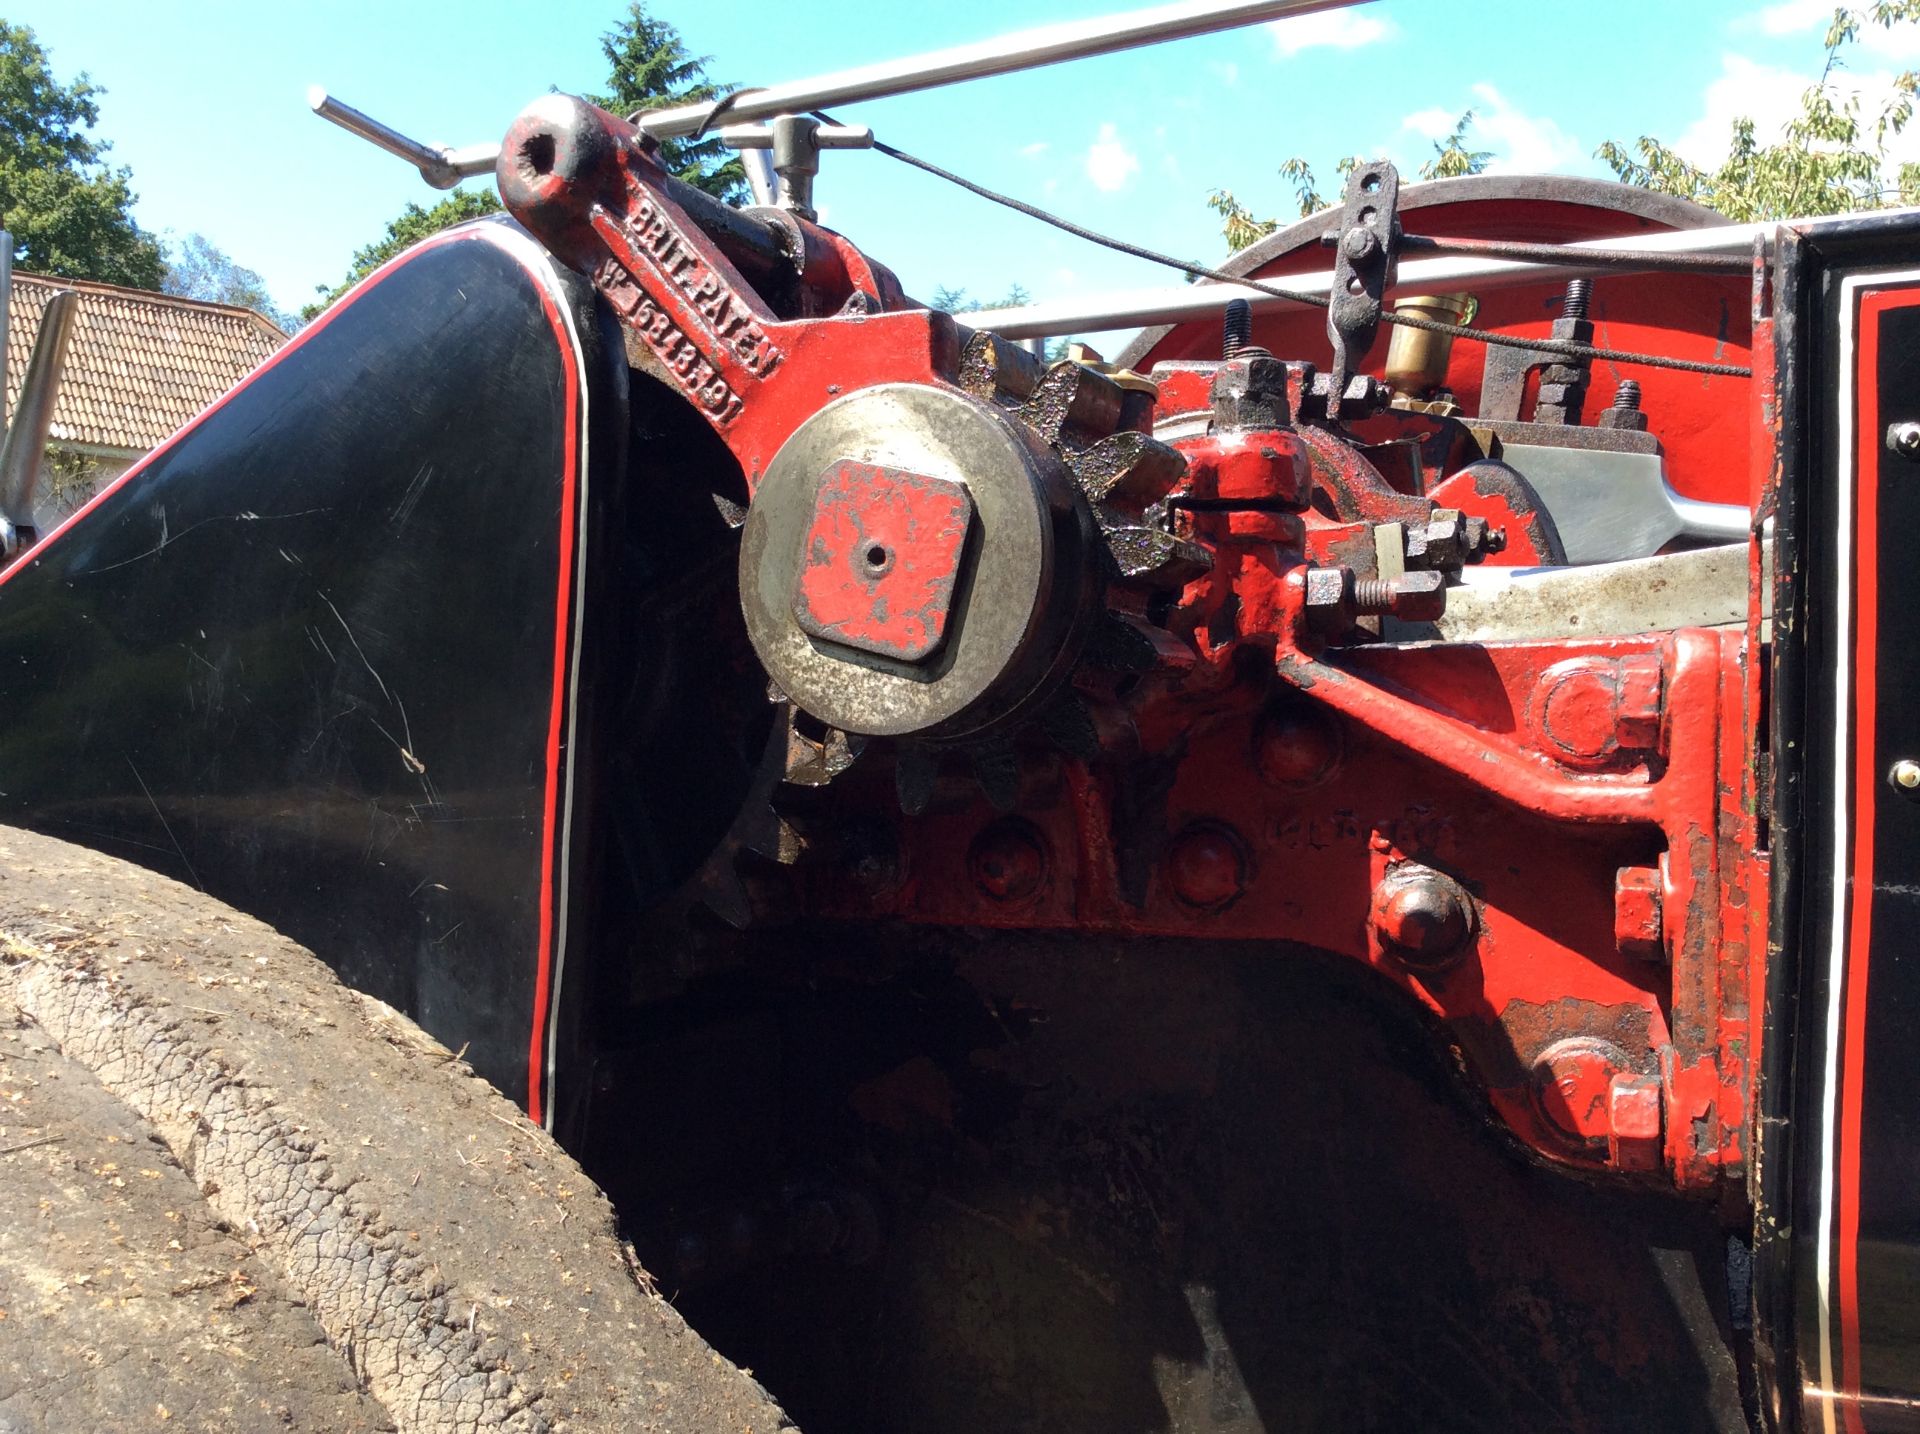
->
xmin=1889 ymin=422 xmax=1920 ymax=460
xmin=1210 ymin=355 xmax=1292 ymax=430
xmin=1301 ymin=566 xmax=1355 ymax=637
xmin=1892 ymin=759 xmax=1920 ymax=792
xmin=1343 ymin=227 xmax=1379 ymax=261
xmin=1370 ymin=866 xmax=1472 ymax=966
xmin=1608 ymin=1073 xmax=1664 ymax=1171
xmin=1303 ymin=565 xmax=1352 ymax=609
xmin=1614 ymin=865 xmax=1664 ymax=960
xmin=1597 ymin=406 xmax=1649 ymax=432
xmin=1531 ymin=1038 xmax=1625 ymax=1148
xmin=1386 ymin=570 xmax=1448 ymax=622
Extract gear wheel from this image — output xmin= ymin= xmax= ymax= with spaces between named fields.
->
xmin=706 ymin=331 xmax=1200 ymax=919
xmin=875 ymin=333 xmax=1199 ymax=813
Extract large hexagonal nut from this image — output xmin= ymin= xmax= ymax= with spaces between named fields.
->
xmin=1607 ymin=1073 xmax=1663 ymax=1172
xmin=1302 ymin=565 xmax=1355 ymax=636
xmin=792 ymin=459 xmax=975 ymax=664
xmin=1210 ymin=354 xmax=1291 ymax=431
xmin=1530 ymin=653 xmax=1666 ymax=770
xmin=1614 ymin=865 xmax=1664 ymax=961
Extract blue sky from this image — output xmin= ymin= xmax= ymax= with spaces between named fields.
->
xmin=29 ymin=0 xmax=1892 ymax=338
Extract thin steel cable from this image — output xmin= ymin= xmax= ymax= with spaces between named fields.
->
xmin=828 ymin=119 xmax=1752 ymax=380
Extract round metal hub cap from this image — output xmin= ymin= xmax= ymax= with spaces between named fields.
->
xmin=740 ymin=383 xmax=1100 ymax=740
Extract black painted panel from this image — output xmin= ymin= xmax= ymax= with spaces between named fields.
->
xmin=0 ymin=224 xmax=621 ymax=1108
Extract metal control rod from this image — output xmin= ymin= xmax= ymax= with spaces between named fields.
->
xmin=311 ymin=0 xmax=1369 ymax=185
xmin=633 ymin=0 xmax=1369 ymax=137
xmin=309 ymin=88 xmax=498 ymax=189
xmin=976 ymin=213 xmax=1898 ymax=338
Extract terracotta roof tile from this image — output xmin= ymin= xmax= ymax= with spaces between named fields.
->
xmin=6 ymin=272 xmax=287 ymax=453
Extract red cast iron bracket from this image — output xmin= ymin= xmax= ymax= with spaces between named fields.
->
xmin=496 ymin=93 xmax=957 ymax=490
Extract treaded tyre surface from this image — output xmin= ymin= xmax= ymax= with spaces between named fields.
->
xmin=0 ymin=826 xmax=795 ymax=1434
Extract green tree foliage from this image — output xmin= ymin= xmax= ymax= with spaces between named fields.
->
xmin=1207 ymin=136 xmax=1456 ymax=253
xmin=0 ymin=21 xmax=164 ymax=288
xmin=311 ymin=3 xmax=740 ymax=315
xmin=1598 ymin=2 xmax=1920 ymax=220
xmin=930 ymin=283 xmax=1071 ymax=358
xmin=1421 ymin=111 xmax=1493 ymax=181
xmin=591 ymin=2 xmax=746 ymax=203
xmin=929 ymin=283 xmax=1032 ymax=313
xmin=164 ymin=233 xmax=293 ymax=330
xmin=303 ymin=188 xmax=501 ymax=320
xmin=1209 ymin=112 xmax=1491 ymax=254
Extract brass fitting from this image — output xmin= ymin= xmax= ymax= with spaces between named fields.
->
xmin=1384 ymin=293 xmax=1477 ymax=404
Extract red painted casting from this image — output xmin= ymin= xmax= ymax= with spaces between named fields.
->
xmin=792 ymin=459 xmax=975 ymax=663
xmin=502 ymin=93 xmax=1770 ymax=1201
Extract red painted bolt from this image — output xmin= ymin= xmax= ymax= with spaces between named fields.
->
xmin=1168 ymin=825 xmax=1248 ymax=910
xmin=967 ymin=819 xmax=1047 ymax=903
xmin=1255 ymin=707 xmax=1342 ymax=790
xmin=1614 ymin=865 xmax=1664 ymax=961
xmin=1532 ymin=1039 xmax=1624 ymax=1148
xmin=1531 ymin=1040 xmax=1664 ymax=1171
xmin=1607 ymin=1072 xmax=1663 ymax=1172
xmin=1370 ymin=866 xmax=1472 ymax=966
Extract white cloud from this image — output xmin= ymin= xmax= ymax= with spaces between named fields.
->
xmin=1748 ymin=0 xmax=1830 ymax=35
xmin=1401 ymin=106 xmax=1458 ymax=142
xmin=1019 ymin=141 xmax=1049 ymax=158
xmin=1672 ymin=53 xmax=1813 ymax=166
xmin=1084 ymin=123 xmax=1140 ymax=192
xmin=1209 ymin=59 xmax=1241 ymax=87
xmin=1741 ymin=0 xmax=1920 ymax=58
xmin=1671 ymin=50 xmax=1920 ymax=173
xmin=1269 ymin=10 xmax=1396 ymax=58
xmin=1398 ymin=85 xmax=1581 ymax=175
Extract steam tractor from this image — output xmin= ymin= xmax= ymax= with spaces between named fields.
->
xmin=0 ymin=2 xmax=1907 ymax=1431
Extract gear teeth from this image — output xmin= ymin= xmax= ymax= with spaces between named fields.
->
xmin=1039 ymin=692 xmax=1103 ymax=761
xmin=1101 ymin=524 xmax=1213 ymax=589
xmin=958 ymin=331 xmax=1044 ymax=404
xmin=694 ymin=863 xmax=755 ymax=931
xmin=786 ymin=722 xmax=865 ymax=787
xmin=739 ymin=807 xmax=805 ymax=865
xmin=895 ymin=744 xmax=941 ymax=816
xmin=1072 ymin=431 xmax=1187 ymax=506
xmin=1020 ymin=361 xmax=1127 ymax=449
xmin=1083 ymin=610 xmax=1162 ymax=673
xmin=970 ymin=743 xmax=1022 ymax=813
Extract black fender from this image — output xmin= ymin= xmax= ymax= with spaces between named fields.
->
xmin=0 ymin=219 xmax=631 ymax=1130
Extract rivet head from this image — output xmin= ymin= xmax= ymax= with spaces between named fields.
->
xmin=1254 ymin=706 xmax=1342 ymax=790
xmin=1167 ymin=824 xmax=1248 ymax=911
xmin=967 ymin=819 xmax=1048 ymax=903
xmin=1891 ymin=759 xmax=1920 ymax=792
xmin=1888 ymin=422 xmax=1920 ymax=460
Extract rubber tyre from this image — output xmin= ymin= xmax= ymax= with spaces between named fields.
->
xmin=0 ymin=826 xmax=794 ymax=1434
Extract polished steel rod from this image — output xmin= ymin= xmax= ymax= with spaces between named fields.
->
xmin=311 ymin=0 xmax=1371 ymax=184
xmin=634 ymin=0 xmax=1371 ymax=138
xmin=978 ymin=217 xmax=1804 ymax=338
xmin=308 ymin=88 xmax=496 ymax=189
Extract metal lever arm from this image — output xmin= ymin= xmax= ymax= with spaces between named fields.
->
xmin=308 ymin=88 xmax=497 ymax=190
xmin=716 ymin=117 xmax=874 ymax=222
